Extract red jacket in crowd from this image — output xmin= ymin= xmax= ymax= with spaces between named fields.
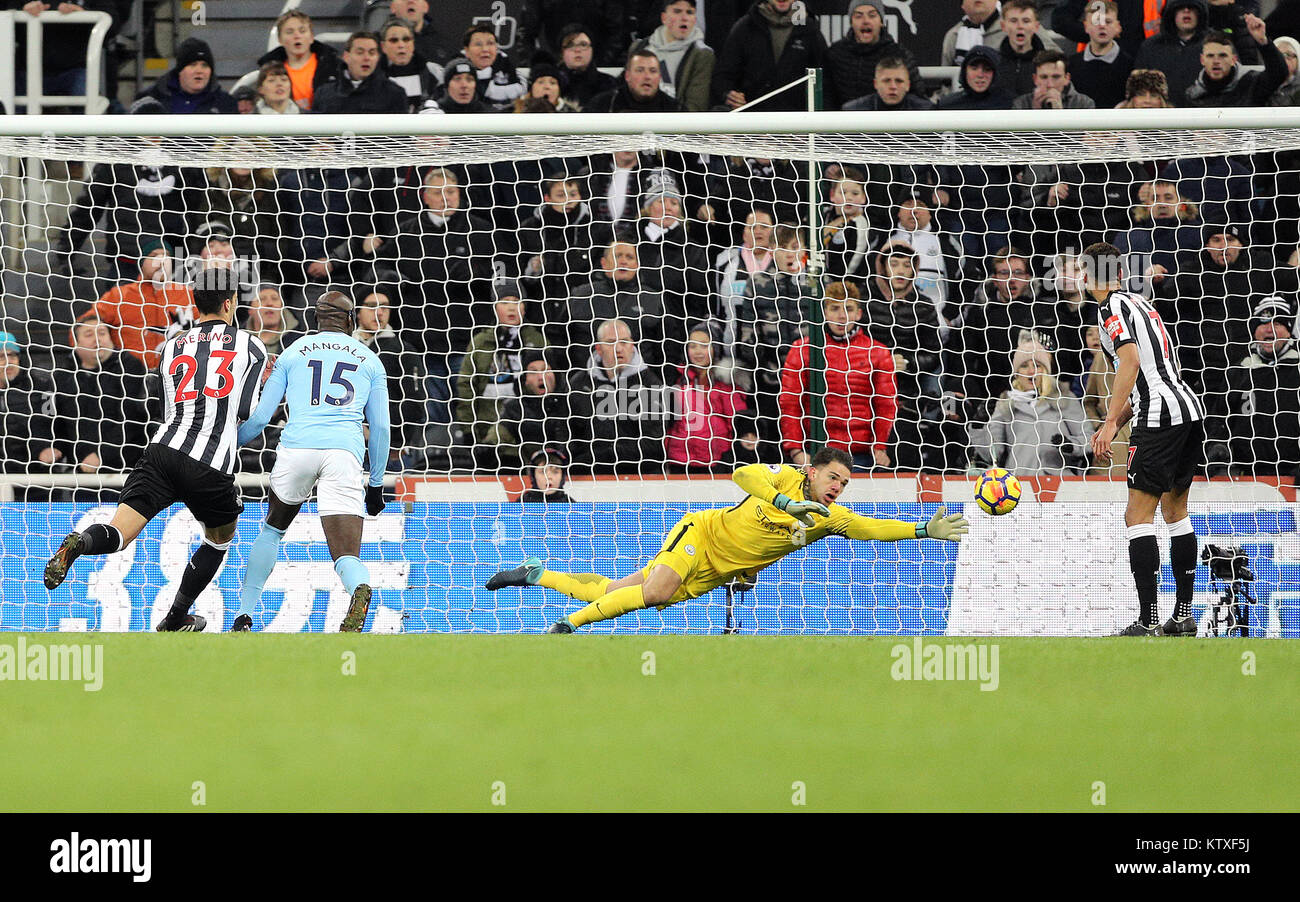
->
xmin=778 ymin=326 xmax=898 ymax=455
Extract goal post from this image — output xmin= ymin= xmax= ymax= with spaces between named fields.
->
xmin=0 ymin=109 xmax=1297 ymax=637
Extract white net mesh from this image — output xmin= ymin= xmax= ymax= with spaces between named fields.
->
xmin=0 ymin=113 xmax=1296 ymax=636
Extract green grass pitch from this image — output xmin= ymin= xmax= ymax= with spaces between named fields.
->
xmin=2 ymin=635 xmax=1296 ymax=812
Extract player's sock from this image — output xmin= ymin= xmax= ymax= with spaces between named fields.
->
xmin=237 ymin=524 xmax=285 ymax=616
xmin=334 ymin=555 xmax=370 ymax=596
xmin=1127 ymin=523 xmax=1161 ymax=627
xmin=539 ymin=570 xmax=611 ymax=603
xmin=170 ymin=540 xmax=227 ymax=614
xmin=1169 ymin=518 xmax=1198 ymax=620
xmin=79 ymin=524 xmax=122 ymax=556
xmin=569 ymin=584 xmax=647 ymax=628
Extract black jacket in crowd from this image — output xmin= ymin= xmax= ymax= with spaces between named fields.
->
xmin=710 ymin=1 xmax=828 ymax=111
xmin=824 ymin=32 xmax=921 ymax=111
xmin=312 ymin=69 xmax=408 ymax=114
xmin=51 ymin=349 xmax=150 ymax=472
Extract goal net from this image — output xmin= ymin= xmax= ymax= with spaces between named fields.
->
xmin=0 ymin=110 xmax=1296 ymax=636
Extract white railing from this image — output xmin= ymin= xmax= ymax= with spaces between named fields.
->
xmin=0 ymin=9 xmax=113 ymax=115
xmin=0 ymin=472 xmax=402 ymax=504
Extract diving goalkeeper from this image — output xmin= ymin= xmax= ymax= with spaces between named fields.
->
xmin=485 ymin=448 xmax=970 ymax=633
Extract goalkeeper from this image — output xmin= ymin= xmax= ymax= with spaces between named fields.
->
xmin=485 ymin=448 xmax=969 ymax=633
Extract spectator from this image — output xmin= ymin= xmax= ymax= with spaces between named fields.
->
xmin=380 ymin=17 xmax=443 ymax=112
xmin=628 ymin=0 xmax=715 ymax=112
xmin=432 ymin=57 xmax=493 ymax=113
xmin=0 ymin=332 xmax=57 ymax=479
xmin=254 ymin=62 xmax=300 ymax=115
xmin=501 ymin=348 xmax=572 ymax=461
xmin=11 ymin=1 xmax=119 ymax=111
xmin=585 ymin=150 xmax=651 ymax=229
xmin=454 ymin=280 xmax=547 ymax=468
xmin=948 ymin=248 xmax=1058 ymax=423
xmin=826 ymin=0 xmax=922 ymax=110
xmin=822 ymin=173 xmax=873 ymax=286
xmin=780 ymin=285 xmax=897 ymax=471
xmin=231 ymin=86 xmax=256 ymax=114
xmin=1046 ymin=252 xmax=1101 ymax=393
xmin=362 ymin=167 xmax=497 ymax=366
xmin=713 ymin=207 xmax=775 ymax=340
xmin=1270 ymin=35 xmax=1300 ymax=103
xmin=510 ymin=57 xmax=578 ymax=113
xmin=1013 ymin=141 xmax=1142 ymax=256
xmin=276 ymin=164 xmax=350 ymax=285
xmin=1207 ymin=296 xmax=1300 ymax=475
xmin=519 ymin=174 xmax=597 ymax=300
xmin=52 ymin=316 xmax=149 ymax=473
xmin=567 ymin=317 xmax=668 ymax=473
xmin=711 ymin=0 xmax=828 ymax=111
xmin=385 ymin=0 xmax=453 ymax=65
xmin=739 ymin=224 xmax=813 ymax=454
xmin=255 ymin=10 xmax=343 ymax=112
xmin=1158 ymin=153 xmax=1253 ymax=226
xmin=518 ymin=1 xmax=629 ymax=68
xmin=937 ymin=43 xmax=1016 ymax=109
xmin=997 ymin=0 xmax=1069 ymax=96
xmin=633 ymin=170 xmax=711 ymax=354
xmin=201 ymin=162 xmax=280 ymax=264
xmin=462 ymin=22 xmax=527 ymax=111
xmin=1116 ymin=66 xmax=1173 ymax=107
xmin=517 ymin=446 xmax=575 ymax=502
xmin=664 ymin=324 xmax=757 ymax=471
xmin=589 ymin=47 xmax=684 ymax=111
xmin=1155 ymin=221 xmax=1273 ymax=398
xmin=1052 ymin=0 xmax=1160 ymax=57
xmin=354 ymin=288 xmax=429 ymax=463
xmin=567 ymin=239 xmax=667 ymax=368
xmin=974 ymin=338 xmax=1092 ymax=474
xmin=1012 ymin=49 xmax=1098 ymax=107
xmin=313 ymin=32 xmax=408 ymax=114
xmin=1206 ymin=0 xmax=1266 ymax=62
xmin=558 ymin=25 xmax=619 ymax=107
xmin=943 ymin=0 xmax=1006 ymax=67
xmin=1068 ymin=0 xmax=1135 ymax=108
xmin=706 ymin=156 xmax=804 ymax=239
xmin=134 ymin=37 xmax=235 ymax=114
xmin=78 ymin=238 xmax=194 ymax=370
xmin=1112 ymin=178 xmax=1202 ymax=292
xmin=244 ymin=285 xmax=302 ymax=358
xmin=861 ymin=245 xmax=947 ymax=469
xmin=1183 ymin=20 xmax=1287 ymax=105
xmin=179 ymin=223 xmax=259 ymax=308
xmin=1133 ymin=0 xmax=1213 ymax=104
xmin=842 ymin=56 xmax=934 ymax=111
xmin=1081 ymin=343 xmax=1130 ymax=473
xmin=1267 ymin=0 xmax=1300 ymax=41
xmin=886 ymin=190 xmax=958 ymax=323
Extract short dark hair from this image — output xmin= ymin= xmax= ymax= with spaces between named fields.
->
xmin=1202 ymin=29 xmax=1235 ymax=50
xmin=463 ymin=22 xmax=496 ymax=46
xmin=874 ymin=56 xmax=910 ymax=76
xmin=662 ymin=0 xmax=697 ymax=10
xmin=1082 ymin=241 xmax=1125 ymax=284
xmin=810 ymin=447 xmax=853 ymax=471
xmin=627 ymin=47 xmax=660 ymax=70
xmin=344 ymin=31 xmax=380 ymax=53
xmin=256 ymin=62 xmax=289 ymax=88
xmin=1002 ymin=0 xmax=1039 ymax=14
xmin=1033 ymin=49 xmax=1069 ymax=71
xmin=191 ymin=266 xmax=239 ymax=315
xmin=774 ymin=224 xmax=804 ymax=248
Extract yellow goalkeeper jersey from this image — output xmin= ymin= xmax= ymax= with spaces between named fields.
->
xmin=690 ymin=463 xmax=917 ymax=573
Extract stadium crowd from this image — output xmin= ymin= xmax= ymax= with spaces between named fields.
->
xmin=4 ymin=0 xmax=1300 ymax=487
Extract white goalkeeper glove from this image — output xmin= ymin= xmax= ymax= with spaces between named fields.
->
xmin=916 ymin=507 xmax=969 ymax=542
xmin=773 ymin=493 xmax=829 ymax=527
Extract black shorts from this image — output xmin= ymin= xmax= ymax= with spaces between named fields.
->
xmin=1127 ymin=420 xmax=1205 ymax=497
xmin=118 ymin=444 xmax=244 ymax=528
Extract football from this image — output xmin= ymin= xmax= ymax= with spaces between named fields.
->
xmin=974 ymin=468 xmax=1022 ymax=516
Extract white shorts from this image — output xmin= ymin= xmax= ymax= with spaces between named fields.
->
xmin=269 ymin=447 xmax=364 ymax=517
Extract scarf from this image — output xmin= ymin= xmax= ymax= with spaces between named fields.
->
xmin=954 ymin=7 xmax=1000 ymax=65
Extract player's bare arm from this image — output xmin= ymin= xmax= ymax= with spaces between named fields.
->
xmin=1092 ymin=342 xmax=1140 ymax=462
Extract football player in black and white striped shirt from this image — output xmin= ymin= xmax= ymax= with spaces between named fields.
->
xmin=1085 ymin=242 xmax=1206 ymax=637
xmin=44 ymin=266 xmax=268 ymax=632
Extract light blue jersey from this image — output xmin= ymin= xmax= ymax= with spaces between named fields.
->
xmin=238 ymin=332 xmax=391 ymax=487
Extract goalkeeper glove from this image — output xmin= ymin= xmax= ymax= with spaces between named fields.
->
xmin=915 ymin=506 xmax=969 ymax=542
xmin=773 ymin=493 xmax=829 ymax=527
xmin=365 ymin=484 xmax=385 ymax=517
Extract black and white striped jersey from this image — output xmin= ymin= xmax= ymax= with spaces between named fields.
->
xmin=152 ymin=321 xmax=268 ymax=474
xmin=1098 ymin=289 xmax=1205 ymax=429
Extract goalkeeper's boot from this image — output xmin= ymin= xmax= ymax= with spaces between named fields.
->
xmin=44 ymin=532 xmax=84 ymax=591
xmin=155 ymin=611 xmax=207 ymax=632
xmin=230 ymin=614 xmax=253 ymax=633
xmin=1161 ymin=615 xmax=1198 ymax=637
xmin=340 ymin=584 xmax=372 ymax=633
xmin=486 ymin=557 xmax=543 ymax=591
xmin=1116 ymin=620 xmax=1164 ymax=637
xmin=546 ymin=619 xmax=575 ymax=634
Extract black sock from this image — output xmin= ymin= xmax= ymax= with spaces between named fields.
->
xmin=79 ymin=524 xmax=122 ymax=556
xmin=170 ymin=543 xmax=226 ymax=616
xmin=1170 ymin=523 xmax=1198 ymax=620
xmin=1127 ymin=525 xmax=1160 ymax=627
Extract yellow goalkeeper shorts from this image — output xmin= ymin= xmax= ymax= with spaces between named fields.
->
xmin=641 ymin=514 xmax=746 ymax=607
